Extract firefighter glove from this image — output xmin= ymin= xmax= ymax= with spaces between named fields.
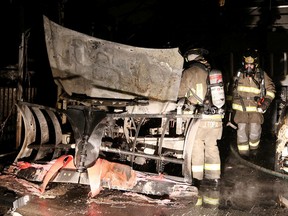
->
xmin=257 ymin=98 xmax=271 ymax=113
xmin=257 ymin=107 xmax=266 ymax=114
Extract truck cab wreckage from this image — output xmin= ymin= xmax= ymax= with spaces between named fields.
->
xmin=10 ymin=16 xmax=206 ymax=199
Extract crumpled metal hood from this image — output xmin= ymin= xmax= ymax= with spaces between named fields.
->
xmin=43 ymin=16 xmax=184 ymax=102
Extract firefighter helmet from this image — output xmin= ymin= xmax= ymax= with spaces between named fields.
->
xmin=184 ymin=48 xmax=209 ymax=62
xmin=242 ymin=48 xmax=259 ymax=68
xmin=242 ymin=48 xmax=259 ymax=76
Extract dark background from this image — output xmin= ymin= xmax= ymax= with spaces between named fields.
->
xmin=1 ymin=0 xmax=288 ymax=105
xmin=1 ymin=0 xmax=288 ymax=64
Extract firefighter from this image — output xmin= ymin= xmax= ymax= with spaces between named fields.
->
xmin=178 ymin=48 xmax=225 ymax=188
xmin=231 ymin=48 xmax=276 ymax=157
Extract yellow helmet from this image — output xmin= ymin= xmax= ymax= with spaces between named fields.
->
xmin=242 ymin=48 xmax=259 ymax=68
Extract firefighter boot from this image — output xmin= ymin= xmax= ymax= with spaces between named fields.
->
xmin=249 ymin=149 xmax=259 ymax=162
xmin=192 ymin=178 xmax=202 ymax=189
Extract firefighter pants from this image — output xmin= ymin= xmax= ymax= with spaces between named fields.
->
xmin=237 ymin=122 xmax=261 ymax=156
xmin=191 ymin=120 xmax=223 ymax=180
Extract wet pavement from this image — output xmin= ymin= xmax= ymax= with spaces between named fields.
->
xmin=1 ymin=129 xmax=288 ymax=215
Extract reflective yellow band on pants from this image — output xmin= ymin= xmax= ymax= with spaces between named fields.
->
xmin=203 ymin=196 xmax=219 ymax=205
xmin=204 ymin=163 xmax=221 ymax=171
xmin=238 ymin=144 xmax=249 ymax=151
xmin=196 ymin=197 xmax=203 ymax=206
xmin=232 ymin=104 xmax=257 ymax=112
xmin=249 ymin=141 xmax=259 ymax=147
xmin=192 ymin=165 xmax=204 ymax=172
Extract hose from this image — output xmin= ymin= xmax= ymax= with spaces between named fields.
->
xmin=0 ymin=151 xmax=17 ymax=158
xmin=229 ymin=143 xmax=288 ymax=180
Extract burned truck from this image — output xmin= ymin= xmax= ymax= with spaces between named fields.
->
xmin=12 ymin=16 xmax=211 ymax=198
xmin=274 ymin=87 xmax=288 ymax=174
